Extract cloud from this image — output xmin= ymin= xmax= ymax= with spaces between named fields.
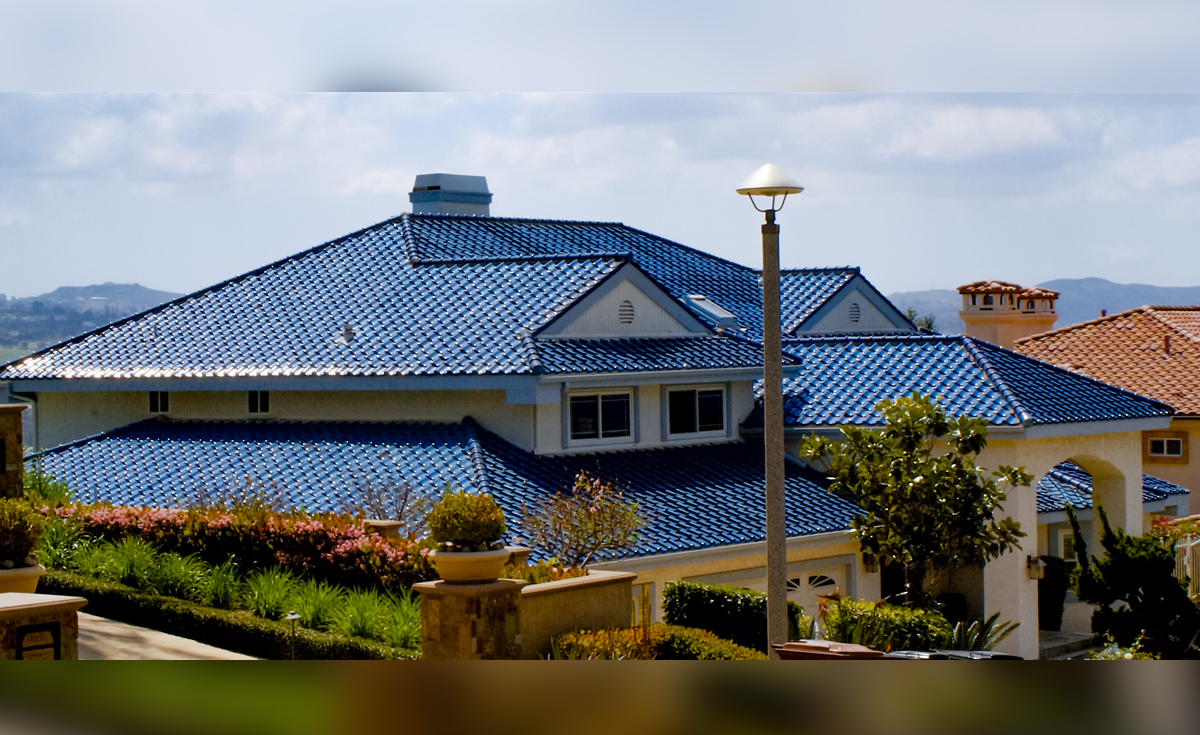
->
xmin=0 ymin=207 xmax=30 ymax=226
xmin=881 ymin=106 xmax=1066 ymax=160
xmin=1108 ymin=137 xmax=1200 ymax=191
xmin=341 ymin=169 xmax=413 ymax=198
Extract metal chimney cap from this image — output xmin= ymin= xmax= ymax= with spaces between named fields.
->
xmin=411 ymin=173 xmax=491 ymax=194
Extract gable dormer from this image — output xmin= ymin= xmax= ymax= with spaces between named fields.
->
xmin=537 ymin=263 xmax=709 ymax=339
xmin=792 ymin=274 xmax=916 ymax=336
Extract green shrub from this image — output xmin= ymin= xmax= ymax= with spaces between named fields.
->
xmin=382 ymin=588 xmax=422 ymax=650
xmin=244 ymin=567 xmax=297 ymax=620
xmin=292 ymin=579 xmax=345 ymax=631
xmin=37 ymin=514 xmax=87 ymax=571
xmin=146 ymin=552 xmax=208 ymax=602
xmin=334 ymin=589 xmax=389 ymax=641
xmin=946 ymin=612 xmax=1018 ymax=651
xmin=205 ymin=562 xmax=242 ymax=610
xmin=502 ymin=559 xmax=586 ymax=585
xmin=427 ymin=489 xmax=506 ymax=550
xmin=554 ymin=624 xmax=767 ymax=660
xmin=39 ymin=569 xmax=418 ymax=660
xmin=103 ymin=537 xmax=158 ymax=589
xmin=823 ymin=597 xmax=952 ymax=652
xmin=22 ymin=460 xmax=73 ymax=505
xmin=662 ymin=581 xmax=809 ymax=653
xmin=0 ymin=497 xmax=46 ymax=567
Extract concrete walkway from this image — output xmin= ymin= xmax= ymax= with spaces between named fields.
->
xmin=78 ymin=612 xmax=256 ymax=660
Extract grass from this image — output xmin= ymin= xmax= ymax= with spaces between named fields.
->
xmin=334 ymin=589 xmax=390 ymax=640
xmin=205 ymin=562 xmax=242 ymax=610
xmin=244 ymin=567 xmax=297 ymax=620
xmin=292 ymin=579 xmax=345 ymax=631
xmin=146 ymin=552 xmax=208 ymax=602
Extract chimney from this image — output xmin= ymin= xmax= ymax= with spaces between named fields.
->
xmin=0 ymin=404 xmax=27 ymax=498
xmin=409 ymin=173 xmax=492 ymax=217
xmin=957 ymin=280 xmax=1059 ymax=349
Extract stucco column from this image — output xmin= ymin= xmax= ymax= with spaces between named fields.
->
xmin=1084 ymin=458 xmax=1141 ymax=551
xmin=981 ymin=451 xmax=1050 ymax=661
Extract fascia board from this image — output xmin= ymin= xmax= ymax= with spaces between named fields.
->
xmin=537 ymin=262 xmax=710 ymax=337
xmin=7 ymin=374 xmax=538 ymax=396
xmin=539 ymin=365 xmax=797 ymax=390
xmin=1021 ymin=416 xmax=1173 ymax=439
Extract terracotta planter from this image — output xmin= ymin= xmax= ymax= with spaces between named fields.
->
xmin=429 ymin=547 xmax=514 ymax=584
xmin=0 ymin=564 xmax=46 ymax=594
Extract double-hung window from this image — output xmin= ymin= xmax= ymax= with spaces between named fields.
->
xmin=666 ymin=386 xmax=725 ymax=437
xmin=568 ymin=390 xmax=632 ymax=444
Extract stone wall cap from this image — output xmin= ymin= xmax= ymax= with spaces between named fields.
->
xmin=0 ymin=592 xmax=88 ymax=619
xmin=412 ymin=578 xmax=528 ymax=597
xmin=0 ymin=403 xmax=29 ymax=414
xmin=520 ymin=569 xmax=637 ymax=598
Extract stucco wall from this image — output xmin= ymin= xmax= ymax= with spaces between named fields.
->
xmin=1140 ymin=418 xmax=1200 ymax=494
xmin=34 ymin=389 xmax=536 ymax=452
xmin=533 ymin=380 xmax=756 ymax=455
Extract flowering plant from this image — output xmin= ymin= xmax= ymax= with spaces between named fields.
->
xmin=521 ymin=471 xmax=644 ymax=567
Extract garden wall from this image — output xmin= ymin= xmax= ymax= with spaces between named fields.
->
xmin=519 ymin=570 xmax=636 ymax=659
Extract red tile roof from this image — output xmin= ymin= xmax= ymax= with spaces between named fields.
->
xmin=1013 ymin=306 xmax=1200 ymax=415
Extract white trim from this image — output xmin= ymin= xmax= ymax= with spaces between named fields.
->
xmin=564 ymin=387 xmax=635 ymax=449
xmin=538 ymin=263 xmax=710 ymax=338
xmin=663 ymin=384 xmax=727 ymax=441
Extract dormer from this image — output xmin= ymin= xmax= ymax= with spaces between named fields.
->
xmin=537 ymin=263 xmax=710 ymax=339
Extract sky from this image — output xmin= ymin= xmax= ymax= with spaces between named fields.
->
xmin=2 ymin=3 xmax=1200 ymax=299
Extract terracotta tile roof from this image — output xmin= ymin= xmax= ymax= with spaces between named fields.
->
xmin=1013 ymin=306 xmax=1200 ymax=415
xmin=956 ymin=280 xmax=1059 ymax=299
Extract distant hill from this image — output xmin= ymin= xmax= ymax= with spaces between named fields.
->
xmin=0 ymin=282 xmax=182 ymax=358
xmin=888 ymin=278 xmax=1200 ymax=336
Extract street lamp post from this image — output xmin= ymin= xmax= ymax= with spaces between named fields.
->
xmin=737 ymin=164 xmax=804 ymax=658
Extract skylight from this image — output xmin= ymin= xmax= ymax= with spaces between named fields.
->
xmin=686 ymin=294 xmax=739 ymax=330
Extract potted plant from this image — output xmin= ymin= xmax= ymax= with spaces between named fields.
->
xmin=0 ymin=498 xmax=47 ymax=593
xmin=427 ymin=489 xmax=512 ymax=584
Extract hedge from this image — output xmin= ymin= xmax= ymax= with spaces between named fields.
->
xmin=662 ymin=581 xmax=809 ymax=653
xmin=554 ymin=624 xmax=767 ymax=660
xmin=822 ymin=596 xmax=952 ymax=652
xmin=41 ymin=570 xmax=420 ymax=660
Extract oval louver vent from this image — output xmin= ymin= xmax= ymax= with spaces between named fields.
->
xmin=848 ymin=302 xmax=860 ymax=323
xmin=619 ymin=300 xmax=635 ymax=325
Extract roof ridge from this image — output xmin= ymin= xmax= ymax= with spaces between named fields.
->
xmin=1014 ymin=305 xmax=1155 ymax=345
xmin=966 ymin=336 xmax=1175 ymax=418
xmin=518 ymin=330 xmax=545 ymax=374
xmin=780 ymin=267 xmax=860 ymax=275
xmin=1 ymin=214 xmax=411 ymax=373
xmin=460 ymin=417 xmax=494 ymax=495
xmin=1143 ymin=306 xmax=1200 ymax=343
xmin=958 ymin=337 xmax=1035 ymax=424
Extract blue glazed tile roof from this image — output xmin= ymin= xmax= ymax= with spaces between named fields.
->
xmin=0 ymin=215 xmax=877 ymax=381
xmin=780 ymin=268 xmax=860 ymax=335
xmin=532 ymin=335 xmax=789 ymax=375
xmin=743 ymin=334 xmax=1173 ymax=429
xmin=1036 ymin=461 xmax=1190 ymax=513
xmin=30 ymin=418 xmax=861 ymax=561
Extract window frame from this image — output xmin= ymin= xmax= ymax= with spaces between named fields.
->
xmin=248 ymin=390 xmax=271 ymax=415
xmin=1058 ymin=529 xmax=1076 ymax=563
xmin=1143 ymin=430 xmax=1188 ymax=464
xmin=148 ymin=391 xmax=169 ymax=415
xmin=562 ymin=387 xmax=636 ymax=448
xmin=662 ymin=383 xmax=730 ymax=441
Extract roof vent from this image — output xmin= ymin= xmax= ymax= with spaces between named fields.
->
xmin=332 ymin=323 xmax=357 ymax=345
xmin=618 ymin=300 xmax=635 ymax=325
xmin=409 ymin=173 xmax=492 ymax=216
xmin=686 ymin=294 xmax=739 ymax=331
xmin=849 ymin=302 xmax=860 ymax=323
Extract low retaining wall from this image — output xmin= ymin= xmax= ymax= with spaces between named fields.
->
xmin=519 ymin=570 xmax=637 ymax=659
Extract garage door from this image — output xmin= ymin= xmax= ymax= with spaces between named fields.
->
xmin=786 ymin=566 xmax=846 ymax=616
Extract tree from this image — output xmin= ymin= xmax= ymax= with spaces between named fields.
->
xmin=1067 ymin=506 xmax=1200 ymax=658
xmin=903 ymin=307 xmax=937 ymax=332
xmin=800 ymin=392 xmax=1029 ymax=607
xmin=521 ymin=471 xmax=645 ymax=568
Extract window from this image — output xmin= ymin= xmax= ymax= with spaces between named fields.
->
xmin=1149 ymin=438 xmax=1183 ymax=457
xmin=1058 ymin=530 xmax=1076 ymax=562
xmin=149 ymin=391 xmax=169 ymax=414
xmin=667 ymin=387 xmax=724 ymax=436
xmin=248 ymin=390 xmax=270 ymax=414
xmin=568 ymin=391 xmax=632 ymax=443
xmin=1144 ymin=431 xmax=1188 ymax=463
xmin=983 ymin=294 xmax=994 ymax=306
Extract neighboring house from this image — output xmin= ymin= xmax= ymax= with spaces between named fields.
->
xmin=1014 ymin=306 xmax=1200 ymax=498
xmin=0 ymin=176 xmax=1182 ymax=658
